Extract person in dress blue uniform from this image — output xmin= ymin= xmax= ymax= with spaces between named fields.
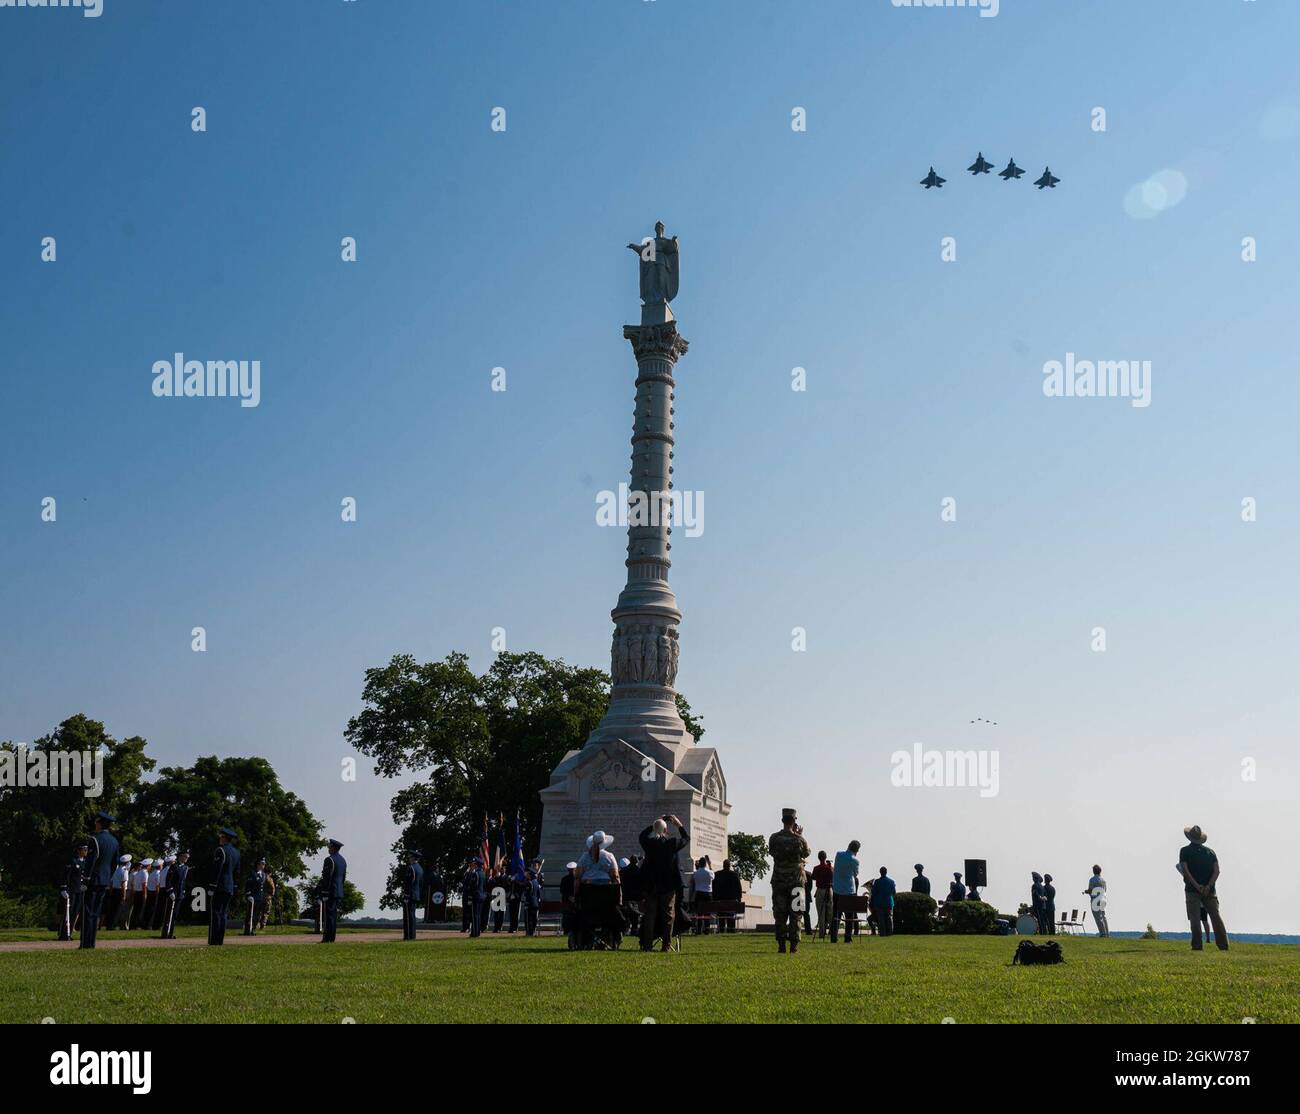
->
xmin=319 ymin=839 xmax=347 ymax=943
xmin=401 ymin=850 xmax=424 ymax=940
xmin=80 ymin=812 xmax=120 ymax=949
xmin=161 ymin=851 xmax=190 ymax=938
xmin=208 ymin=827 xmax=241 ymax=946
xmin=58 ymin=840 xmax=90 ymax=941
xmin=244 ymin=857 xmax=268 ymax=935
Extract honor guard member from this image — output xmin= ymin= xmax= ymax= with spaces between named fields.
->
xmin=142 ymin=858 xmax=161 ymax=930
xmin=319 ymin=839 xmax=347 ymax=943
xmin=80 ymin=811 xmax=120 ymax=949
xmin=106 ymin=854 xmax=131 ymax=929
xmin=424 ymin=864 xmax=446 ymax=924
xmin=58 ymin=840 xmax=90 ymax=941
xmin=768 ymin=807 xmax=811 ymax=954
xmin=401 ymin=849 xmax=424 ymax=940
xmin=152 ymin=856 xmax=171 ymax=930
xmin=162 ymin=851 xmax=190 ymax=938
xmin=128 ymin=859 xmax=150 ymax=929
xmin=244 ymin=857 xmax=268 ymax=935
xmin=209 ymin=827 xmax=241 ymax=945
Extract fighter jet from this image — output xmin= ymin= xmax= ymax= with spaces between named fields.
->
xmin=920 ymin=166 xmax=946 ymax=189
xmin=999 ymin=157 xmax=1025 ymax=181
xmin=967 ymin=152 xmax=994 ymax=175
xmin=1034 ymin=166 xmax=1060 ymax=190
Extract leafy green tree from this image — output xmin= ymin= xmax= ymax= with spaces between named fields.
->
xmin=726 ymin=832 xmax=769 ymax=883
xmin=127 ymin=755 xmax=324 ymax=895
xmin=299 ymin=874 xmax=366 ymax=918
xmin=346 ymin=650 xmax=707 ymax=905
xmin=0 ymin=715 xmax=154 ymax=914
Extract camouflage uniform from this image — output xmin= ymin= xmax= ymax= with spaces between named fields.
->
xmin=768 ymin=827 xmax=811 ymax=947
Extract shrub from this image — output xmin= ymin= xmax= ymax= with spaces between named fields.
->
xmin=942 ymin=899 xmax=999 ymax=935
xmin=0 ymin=890 xmax=55 ymax=929
xmin=893 ymin=890 xmax=937 ymax=934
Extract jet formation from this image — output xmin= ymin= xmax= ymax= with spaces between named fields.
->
xmin=921 ymin=154 xmax=1057 ymax=189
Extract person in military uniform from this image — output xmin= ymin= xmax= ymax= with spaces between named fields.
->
xmin=910 ymin=864 xmax=931 ymax=895
xmin=106 ymin=854 xmax=131 ymax=929
xmin=58 ymin=840 xmax=90 ymax=941
xmin=768 ymin=807 xmax=810 ymax=954
xmin=319 ymin=838 xmax=347 ymax=943
xmin=80 ymin=812 xmax=120 ymax=949
xmin=209 ymin=827 xmax=241 ymax=946
xmin=424 ymin=864 xmax=446 ymax=924
xmin=161 ymin=850 xmax=190 ymax=938
xmin=244 ymin=857 xmax=268 ymax=936
xmin=401 ymin=849 xmax=424 ymax=940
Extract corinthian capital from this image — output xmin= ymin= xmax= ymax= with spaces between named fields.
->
xmin=623 ymin=323 xmax=690 ymax=363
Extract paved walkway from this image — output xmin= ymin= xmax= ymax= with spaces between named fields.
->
xmin=0 ymin=929 xmax=472 ymax=954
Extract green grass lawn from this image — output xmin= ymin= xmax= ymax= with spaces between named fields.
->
xmin=2 ymin=932 xmax=1296 ymax=1024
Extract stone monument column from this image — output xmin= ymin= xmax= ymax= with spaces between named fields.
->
xmin=538 ymin=224 xmax=730 ymax=894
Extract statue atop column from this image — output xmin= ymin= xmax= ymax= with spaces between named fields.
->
xmin=626 ymin=221 xmax=680 ymax=309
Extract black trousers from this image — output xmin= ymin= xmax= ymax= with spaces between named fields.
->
xmin=508 ymin=893 xmax=521 ymax=932
xmin=640 ymin=891 xmax=675 ymax=951
xmin=402 ymin=899 xmax=419 ymax=940
xmin=829 ymin=894 xmax=857 ymax=942
xmin=103 ymin=889 xmax=123 ymax=930
xmin=322 ymin=895 xmax=340 ymax=942
xmin=80 ymin=886 xmax=107 ymax=949
xmin=524 ymin=903 xmax=539 ymax=935
xmin=209 ymin=890 xmax=231 ymax=945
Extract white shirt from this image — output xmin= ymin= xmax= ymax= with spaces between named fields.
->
xmin=693 ymin=867 xmax=714 ymax=894
xmin=147 ymin=870 xmax=160 ymax=891
xmin=131 ymin=868 xmax=147 ymax=892
xmin=577 ymin=848 xmax=618 ymax=884
xmin=111 ymin=866 xmax=128 ymax=888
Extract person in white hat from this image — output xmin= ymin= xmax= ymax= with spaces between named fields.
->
xmin=105 ymin=854 xmax=131 ymax=929
xmin=574 ymin=832 xmax=621 ymax=948
xmin=129 ymin=859 xmax=151 ymax=929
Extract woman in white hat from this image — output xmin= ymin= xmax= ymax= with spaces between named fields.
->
xmin=574 ymin=832 xmax=621 ymax=949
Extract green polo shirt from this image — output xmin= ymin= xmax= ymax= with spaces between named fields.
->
xmin=1179 ymin=843 xmax=1218 ymax=894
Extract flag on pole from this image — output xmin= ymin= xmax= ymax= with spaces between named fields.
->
xmin=480 ymin=813 xmax=491 ymax=873
xmin=495 ymin=812 xmax=508 ymax=873
xmin=509 ymin=810 xmax=527 ymax=882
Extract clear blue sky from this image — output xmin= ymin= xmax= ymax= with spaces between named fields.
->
xmin=3 ymin=1 xmax=1298 ymax=933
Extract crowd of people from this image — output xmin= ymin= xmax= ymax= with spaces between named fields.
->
xmin=55 ymin=812 xmax=1231 ymax=956
xmin=61 ymin=812 xmax=345 ymax=948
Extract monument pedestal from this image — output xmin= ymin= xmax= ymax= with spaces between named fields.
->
xmin=538 ymin=734 xmax=729 ymax=898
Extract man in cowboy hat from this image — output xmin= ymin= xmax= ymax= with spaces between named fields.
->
xmin=1178 ymin=825 xmax=1228 ymax=951
xmin=769 ymin=807 xmax=810 ymax=953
